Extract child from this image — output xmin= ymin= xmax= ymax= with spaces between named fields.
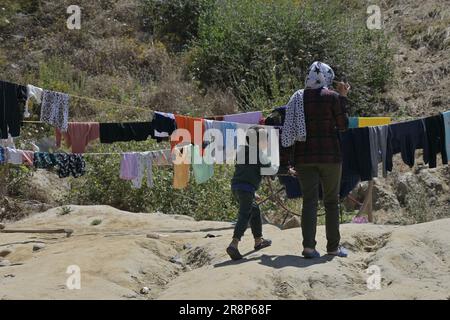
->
xmin=226 ymin=126 xmax=276 ymax=260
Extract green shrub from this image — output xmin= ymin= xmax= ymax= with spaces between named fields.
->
xmin=189 ymin=0 xmax=393 ymax=114
xmin=140 ymin=0 xmax=215 ymax=52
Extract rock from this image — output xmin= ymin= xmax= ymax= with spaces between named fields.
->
xmin=0 ymin=249 xmax=13 ymax=258
xmin=282 ymin=216 xmax=301 ymax=230
xmin=146 ymin=233 xmax=160 ymax=239
xmin=0 ymin=223 xmax=5 ymax=230
xmin=183 ymin=243 xmax=193 ymax=250
xmin=169 ymin=255 xmax=184 ymax=266
xmin=140 ymin=287 xmax=150 ymax=294
xmin=33 ymin=244 xmax=46 ymax=252
xmin=4 ymin=274 xmax=15 ymax=278
xmin=204 ymin=234 xmax=218 ymax=238
xmin=0 ymin=260 xmax=11 ymax=267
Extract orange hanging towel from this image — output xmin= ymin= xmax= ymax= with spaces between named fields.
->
xmin=171 ymin=115 xmax=205 ymax=151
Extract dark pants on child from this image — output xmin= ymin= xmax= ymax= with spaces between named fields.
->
xmin=232 ymin=189 xmax=263 ymax=240
xmin=296 ymin=163 xmax=342 ymax=252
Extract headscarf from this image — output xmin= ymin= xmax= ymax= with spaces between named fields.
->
xmin=305 ymin=61 xmax=335 ymax=89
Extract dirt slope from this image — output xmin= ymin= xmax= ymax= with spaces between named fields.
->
xmin=1 ymin=206 xmax=449 ymax=300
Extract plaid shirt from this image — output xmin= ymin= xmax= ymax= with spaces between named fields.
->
xmin=294 ymin=88 xmax=349 ymax=164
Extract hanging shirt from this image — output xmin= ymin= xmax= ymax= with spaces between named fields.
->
xmin=99 ymin=122 xmax=154 ymax=143
xmin=55 ymin=122 xmax=100 ymax=153
xmin=358 ymin=117 xmax=391 ymax=128
xmin=173 ymin=145 xmax=191 ymax=189
xmin=151 ymin=112 xmax=176 ymax=141
xmin=120 ymin=153 xmax=139 ymax=181
xmin=443 ymin=111 xmax=450 ymax=162
xmin=223 ymin=111 xmax=263 ymax=124
xmin=368 ymin=125 xmax=389 ymax=178
xmin=385 ymin=119 xmax=429 ymax=172
xmin=40 ymin=90 xmax=70 ymax=132
xmin=424 ymin=114 xmax=448 ymax=168
xmin=191 ymin=144 xmax=214 ymax=184
xmin=0 ymin=80 xmax=27 ymax=139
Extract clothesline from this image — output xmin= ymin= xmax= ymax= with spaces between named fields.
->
xmin=9 ymin=79 xmax=274 ymax=119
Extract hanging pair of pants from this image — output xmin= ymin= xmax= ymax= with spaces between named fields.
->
xmin=232 ymin=189 xmax=263 ymax=241
xmin=296 ymin=163 xmax=342 ymax=252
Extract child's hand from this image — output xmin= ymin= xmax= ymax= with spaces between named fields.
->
xmin=255 ymin=193 xmax=262 ymax=201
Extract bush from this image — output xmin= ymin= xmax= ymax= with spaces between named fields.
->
xmin=188 ymin=0 xmax=393 ymax=114
xmin=140 ymin=0 xmax=215 ymax=52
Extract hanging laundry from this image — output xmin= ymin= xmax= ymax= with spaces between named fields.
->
xmin=280 ymin=89 xmax=306 ymax=147
xmin=173 ymin=145 xmax=191 ymax=189
xmin=40 ymin=90 xmax=70 ymax=132
xmin=424 ymin=114 xmax=448 ymax=168
xmin=443 ymin=111 xmax=450 ymax=161
xmin=99 ymin=122 xmax=154 ymax=143
xmin=151 ymin=112 xmax=176 ymax=142
xmin=120 ymin=153 xmax=139 ymax=181
xmin=278 ymin=175 xmax=302 ymax=199
xmin=223 ymin=111 xmax=263 ymax=125
xmin=385 ymin=119 xmax=429 ymax=172
xmin=22 ymin=150 xmax=34 ymax=166
xmin=0 ymin=146 xmax=5 ymax=164
xmin=55 ymin=122 xmax=100 ymax=153
xmin=205 ymin=120 xmax=237 ymax=161
xmin=191 ymin=144 xmax=214 ymax=184
xmin=126 ymin=153 xmax=154 ymax=189
xmin=205 ymin=115 xmax=224 ymax=121
xmin=358 ymin=117 xmax=391 ymax=128
xmin=348 ymin=117 xmax=358 ymax=129
xmin=340 ymin=128 xmax=373 ymax=182
xmin=33 ymin=152 xmax=85 ymax=178
xmin=25 ymin=84 xmax=43 ymax=118
xmin=5 ymin=147 xmax=23 ymax=165
xmin=150 ymin=149 xmax=173 ymax=166
xmin=171 ymin=115 xmax=204 ymax=149
xmin=0 ymin=80 xmax=27 ymax=139
xmin=368 ymin=125 xmax=388 ymax=178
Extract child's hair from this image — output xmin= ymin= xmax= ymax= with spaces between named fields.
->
xmin=245 ymin=126 xmax=268 ymax=146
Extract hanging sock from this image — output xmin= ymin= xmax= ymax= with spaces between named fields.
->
xmin=40 ymin=90 xmax=70 ymax=132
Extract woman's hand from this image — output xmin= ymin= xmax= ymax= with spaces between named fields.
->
xmin=335 ymin=81 xmax=351 ymax=97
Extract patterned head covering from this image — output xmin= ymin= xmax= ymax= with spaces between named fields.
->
xmin=305 ymin=61 xmax=335 ymax=89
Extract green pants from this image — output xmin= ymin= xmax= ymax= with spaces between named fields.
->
xmin=296 ymin=163 xmax=342 ymax=252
